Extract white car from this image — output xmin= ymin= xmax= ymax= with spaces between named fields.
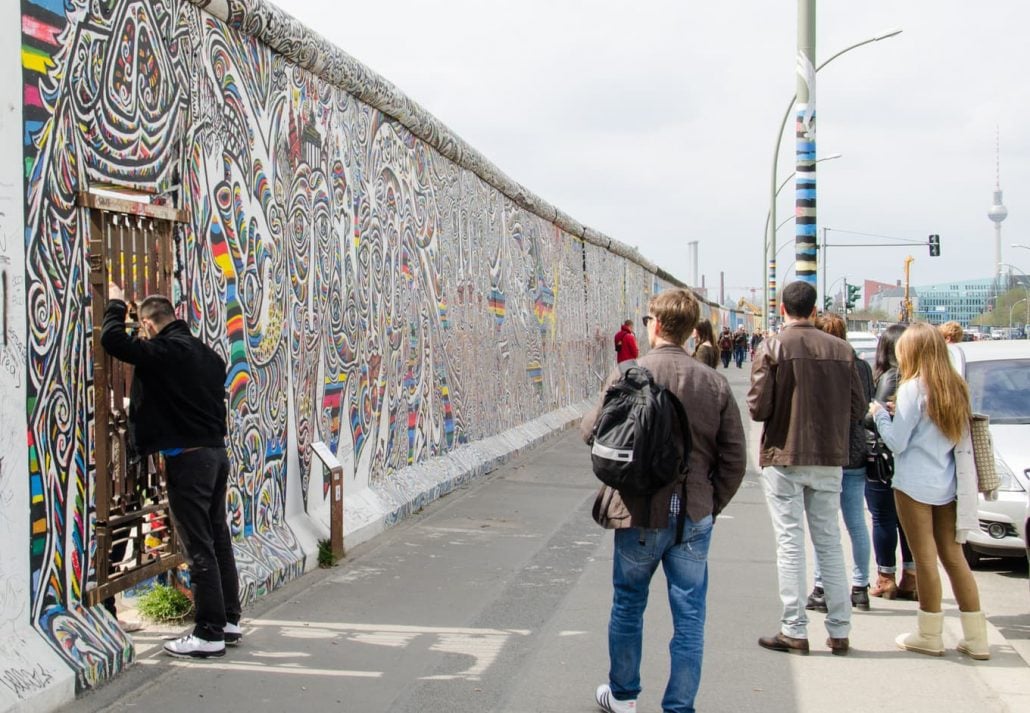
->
xmin=950 ymin=341 xmax=1030 ymax=566
xmin=847 ymin=331 xmax=878 ymax=366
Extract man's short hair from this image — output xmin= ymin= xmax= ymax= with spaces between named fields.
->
xmin=649 ymin=288 xmax=699 ymax=345
xmin=815 ymin=312 xmax=847 ymax=340
xmin=623 ymin=319 xmax=633 ymax=327
xmin=139 ymin=295 xmax=175 ymax=326
xmin=938 ymin=321 xmax=963 ymax=343
xmin=781 ymin=281 xmax=817 ymax=318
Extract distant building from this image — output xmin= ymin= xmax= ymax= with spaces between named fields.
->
xmin=864 ymin=279 xmax=899 ymax=311
xmin=868 ymin=284 xmax=916 ymax=322
xmin=913 ymin=278 xmax=994 ymax=327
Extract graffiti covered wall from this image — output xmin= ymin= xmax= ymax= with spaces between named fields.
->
xmin=13 ymin=0 xmax=738 ymax=698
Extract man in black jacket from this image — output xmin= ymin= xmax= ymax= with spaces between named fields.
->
xmin=101 ymin=283 xmax=241 ymax=659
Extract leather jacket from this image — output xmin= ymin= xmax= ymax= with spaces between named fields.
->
xmin=747 ymin=321 xmax=866 ymax=468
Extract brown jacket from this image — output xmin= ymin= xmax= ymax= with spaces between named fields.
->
xmin=580 ymin=343 xmax=747 ymax=528
xmin=747 ymin=321 xmax=866 ymax=468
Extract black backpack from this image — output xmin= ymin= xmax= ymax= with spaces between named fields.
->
xmin=590 ymin=363 xmax=692 ymax=496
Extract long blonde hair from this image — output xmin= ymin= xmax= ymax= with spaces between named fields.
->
xmin=895 ymin=322 xmax=970 ymax=443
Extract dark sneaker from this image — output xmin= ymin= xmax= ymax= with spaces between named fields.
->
xmin=827 ymin=637 xmax=850 ymax=656
xmin=851 ymin=585 xmax=870 ymax=611
xmin=595 ymin=684 xmax=636 ymax=712
xmin=163 ymin=634 xmax=225 ymax=659
xmin=805 ymin=586 xmax=827 ymax=613
xmin=224 ymin=622 xmax=243 ymax=646
xmin=758 ymin=632 xmax=810 ymax=655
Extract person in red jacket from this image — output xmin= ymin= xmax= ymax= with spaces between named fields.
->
xmin=614 ymin=319 xmax=639 ymax=362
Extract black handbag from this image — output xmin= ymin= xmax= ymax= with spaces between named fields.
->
xmin=865 ymin=434 xmax=894 ymax=484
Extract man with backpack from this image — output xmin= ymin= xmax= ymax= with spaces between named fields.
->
xmin=718 ymin=327 xmax=733 ymax=368
xmin=581 ymin=288 xmax=747 ymax=713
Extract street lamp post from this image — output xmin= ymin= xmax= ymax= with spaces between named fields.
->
xmin=762 ymin=153 xmax=842 ymax=258
xmin=998 ymin=262 xmax=1029 ymax=328
xmin=1008 ymin=298 xmax=1027 ymax=329
xmin=765 ymin=27 xmax=903 ymax=331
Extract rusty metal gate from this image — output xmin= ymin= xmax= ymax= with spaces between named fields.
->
xmin=81 ymin=189 xmax=187 ymax=606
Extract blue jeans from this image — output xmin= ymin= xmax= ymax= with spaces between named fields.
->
xmin=864 ymin=478 xmax=913 ymax=573
xmin=762 ymin=465 xmax=850 ymax=639
xmin=733 ymin=346 xmax=746 ymax=368
xmin=814 ymin=468 xmax=871 ymax=587
xmin=608 ymin=514 xmax=714 ymax=713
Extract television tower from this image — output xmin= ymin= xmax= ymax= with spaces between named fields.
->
xmin=987 ymin=129 xmax=1008 ymax=278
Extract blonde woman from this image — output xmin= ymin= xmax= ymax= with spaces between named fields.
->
xmin=869 ymin=323 xmax=988 ymax=660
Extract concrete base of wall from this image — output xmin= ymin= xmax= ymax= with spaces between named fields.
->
xmin=0 ymin=625 xmax=76 ymax=713
xmin=342 ymin=400 xmax=591 ymax=553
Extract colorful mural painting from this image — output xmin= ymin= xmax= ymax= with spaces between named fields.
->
xmin=11 ymin=0 xmax=742 ymax=695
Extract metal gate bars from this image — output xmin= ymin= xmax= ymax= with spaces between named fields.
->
xmin=81 ymin=188 xmax=187 ymax=607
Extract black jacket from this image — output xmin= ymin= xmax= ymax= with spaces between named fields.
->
xmin=100 ymin=300 xmax=227 ymax=454
xmin=847 ymin=355 xmax=874 ymax=469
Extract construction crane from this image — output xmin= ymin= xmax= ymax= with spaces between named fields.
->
xmin=900 ymin=255 xmax=915 ymax=322
xmin=737 ymin=297 xmax=762 ymax=314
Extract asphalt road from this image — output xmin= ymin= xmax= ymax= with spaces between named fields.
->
xmin=70 ymin=360 xmax=1029 ymax=713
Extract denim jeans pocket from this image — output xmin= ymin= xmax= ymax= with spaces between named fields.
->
xmin=676 ymin=515 xmax=713 ymax=562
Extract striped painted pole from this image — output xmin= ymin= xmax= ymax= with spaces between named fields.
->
xmin=795 ymin=0 xmax=817 ymax=287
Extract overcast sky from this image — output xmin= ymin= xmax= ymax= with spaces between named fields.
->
xmin=271 ymin=0 xmax=1029 ymax=305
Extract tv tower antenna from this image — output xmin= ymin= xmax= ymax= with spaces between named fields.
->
xmin=987 ymin=127 xmax=1008 ymax=279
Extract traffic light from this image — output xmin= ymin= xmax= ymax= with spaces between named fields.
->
xmin=845 ymin=283 xmax=860 ymax=310
xmin=928 ymin=234 xmax=940 ymax=257
xmin=824 ymin=296 xmax=833 ymax=311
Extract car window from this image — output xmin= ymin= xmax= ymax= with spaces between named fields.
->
xmin=965 ymin=359 xmax=1030 ymax=424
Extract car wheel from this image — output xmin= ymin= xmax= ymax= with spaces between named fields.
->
xmin=962 ymin=543 xmax=982 ymax=569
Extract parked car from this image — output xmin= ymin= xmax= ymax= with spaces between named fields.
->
xmin=949 ymin=341 xmax=1030 ymax=566
xmin=846 ymin=331 xmax=878 ymax=366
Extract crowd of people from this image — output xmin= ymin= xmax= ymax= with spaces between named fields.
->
xmin=591 ymin=282 xmax=991 ymax=713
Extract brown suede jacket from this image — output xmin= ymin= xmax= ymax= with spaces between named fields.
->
xmin=580 ymin=343 xmax=747 ymax=529
xmin=747 ymin=321 xmax=866 ymax=468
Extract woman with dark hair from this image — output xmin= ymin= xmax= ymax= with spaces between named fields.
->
xmin=692 ymin=319 xmax=719 ymax=369
xmin=864 ymin=323 xmax=917 ymax=600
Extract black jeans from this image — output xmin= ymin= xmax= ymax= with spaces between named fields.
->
xmin=165 ymin=447 xmax=241 ymax=641
xmin=864 ymin=477 xmax=913 ymax=572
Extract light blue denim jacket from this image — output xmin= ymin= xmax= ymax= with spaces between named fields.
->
xmin=873 ymin=379 xmax=956 ymax=505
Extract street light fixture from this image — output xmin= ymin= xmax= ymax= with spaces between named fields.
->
xmin=764 ymin=28 xmax=903 ymax=331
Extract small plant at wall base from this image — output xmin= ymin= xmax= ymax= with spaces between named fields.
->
xmin=317 ymin=538 xmax=336 ymax=568
xmin=136 ymin=584 xmax=193 ymax=622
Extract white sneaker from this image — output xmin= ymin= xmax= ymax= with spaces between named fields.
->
xmin=595 ymin=683 xmax=636 ymax=712
xmin=224 ymin=622 xmax=242 ymax=646
xmin=163 ymin=634 xmax=226 ymax=659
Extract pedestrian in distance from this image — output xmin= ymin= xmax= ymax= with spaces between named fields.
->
xmin=101 ymin=283 xmax=242 ymax=659
xmin=748 ymin=281 xmax=866 ymax=657
xmin=749 ymin=330 xmax=763 ymax=361
xmin=805 ymin=313 xmax=874 ymax=614
xmin=582 ymin=288 xmax=747 ymax=713
xmin=717 ymin=327 xmax=732 ymax=369
xmin=615 ymin=319 xmax=639 ymax=363
xmin=732 ymin=325 xmax=749 ymax=368
xmin=864 ymin=324 xmax=918 ymax=601
xmin=869 ymin=323 xmax=990 ymax=660
xmin=938 ymin=320 xmax=963 ymax=344
xmin=691 ymin=318 xmax=719 ymax=369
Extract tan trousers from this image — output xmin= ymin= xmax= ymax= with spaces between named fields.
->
xmin=893 ymin=490 xmax=981 ymax=613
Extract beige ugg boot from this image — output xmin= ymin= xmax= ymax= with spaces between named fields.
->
xmin=896 ymin=610 xmax=944 ymax=656
xmin=956 ymin=611 xmax=990 ymax=660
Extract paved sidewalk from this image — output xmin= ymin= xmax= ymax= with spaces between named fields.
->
xmin=68 ymin=365 xmax=1030 ymax=713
